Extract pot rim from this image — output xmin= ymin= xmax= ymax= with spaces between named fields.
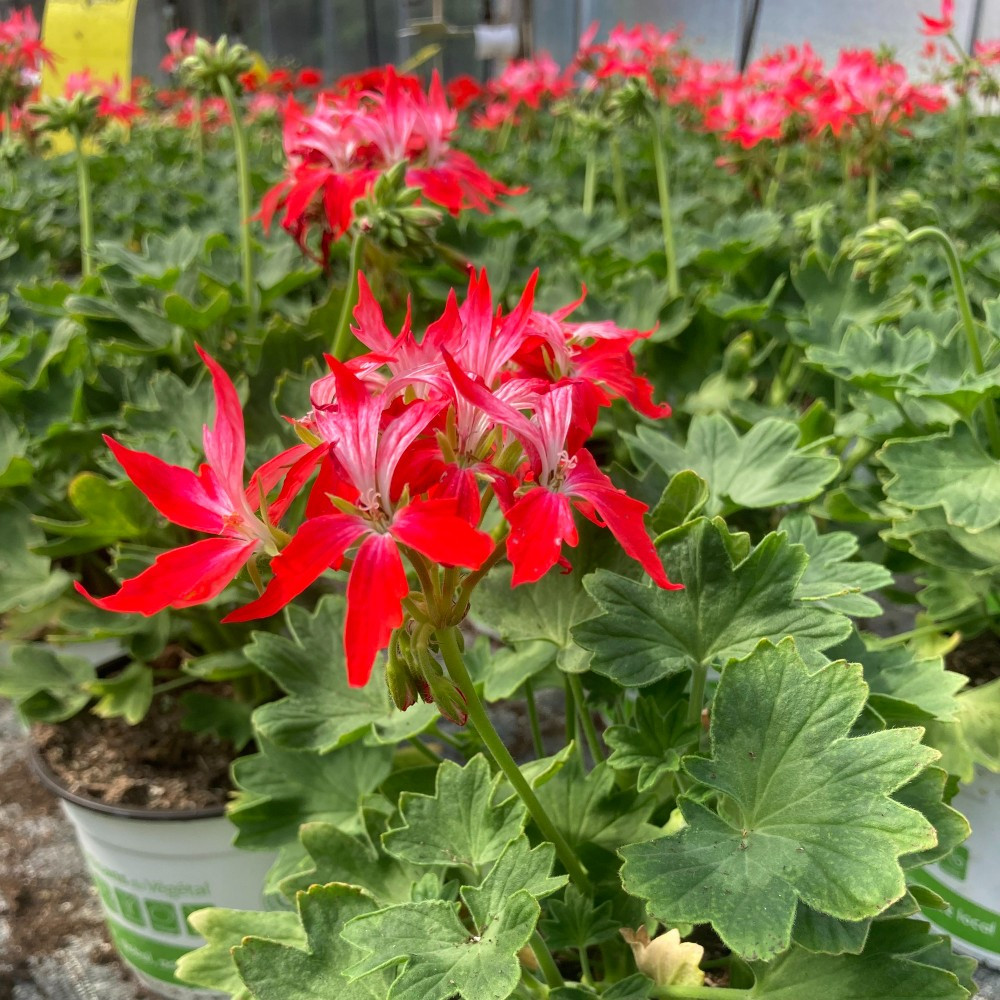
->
xmin=28 ymin=742 xmax=228 ymax=822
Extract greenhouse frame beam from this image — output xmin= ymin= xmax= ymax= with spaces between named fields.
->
xmin=738 ymin=0 xmax=763 ymax=71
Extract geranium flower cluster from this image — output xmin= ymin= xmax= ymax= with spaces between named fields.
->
xmin=0 ymin=7 xmax=52 ymax=125
xmin=575 ymin=22 xmax=683 ymax=92
xmin=63 ymin=70 xmax=141 ymax=124
xmin=76 ymin=271 xmax=679 ymax=710
xmin=261 ymin=67 xmax=513 ymax=260
xmin=474 ymin=52 xmax=572 ymax=129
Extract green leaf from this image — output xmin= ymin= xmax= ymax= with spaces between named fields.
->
xmin=575 ymin=518 xmax=851 ymax=687
xmin=620 ymin=639 xmax=938 ymax=960
xmin=247 ymin=597 xmax=437 ymax=752
xmin=229 ymin=739 xmax=393 ymax=851
xmin=748 ymin=932 xmax=971 ymax=999
xmin=0 ymin=410 xmax=31 ymax=486
xmin=880 ymin=425 xmax=1000 ymax=532
xmin=180 ymin=691 xmax=254 ymax=750
xmin=342 ymin=892 xmax=539 ymax=1000
xmin=791 ymin=905 xmax=871 ymax=955
xmin=894 ymin=767 xmax=969 ymax=869
xmin=539 ymin=886 xmax=620 ymax=951
xmin=0 ymin=643 xmax=95 ymax=722
xmin=85 ymin=661 xmax=152 ymax=725
xmin=535 ymin=758 xmax=658 ymax=854
xmin=0 ymin=504 xmax=71 ymax=614
xmin=177 ymin=907 xmax=306 ymax=1000
xmin=233 ymin=884 xmax=387 ymax=1000
xmin=649 ymin=470 xmax=710 ymax=535
xmin=462 ymin=835 xmax=566 ymax=929
xmin=482 ymin=640 xmax=557 ymax=701
xmin=629 ymin=414 xmax=839 ymax=517
xmin=780 ymin=513 xmax=892 ymax=617
xmin=955 ymin=676 xmax=1000 ymax=771
xmin=382 ymin=756 xmax=525 ymax=869
xmin=605 ymin=687 xmax=700 ymax=792
xmin=280 ymin=821 xmax=429 ymax=905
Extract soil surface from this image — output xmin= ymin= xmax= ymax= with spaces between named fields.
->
xmin=948 ymin=631 xmax=1000 ymax=688
xmin=30 ymin=688 xmax=235 ymax=812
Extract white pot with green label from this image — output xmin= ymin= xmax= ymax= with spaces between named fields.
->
xmin=914 ymin=766 xmax=1000 ymax=969
xmin=34 ymin=761 xmax=275 ymax=999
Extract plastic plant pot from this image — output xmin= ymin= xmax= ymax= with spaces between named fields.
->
xmin=32 ymin=755 xmax=276 ymax=999
xmin=914 ymin=766 xmax=1000 ymax=970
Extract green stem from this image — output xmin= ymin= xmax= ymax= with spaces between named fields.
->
xmin=525 ymin=679 xmax=544 ymax=758
xmin=437 ymin=627 xmax=591 ymax=890
xmin=568 ymin=673 xmax=605 ymax=764
xmin=652 ymin=111 xmax=680 ymax=298
xmin=71 ymin=126 xmax=94 ymax=279
xmin=582 ymin=147 xmax=597 ymax=218
xmin=578 ymin=945 xmax=594 ymax=985
xmin=191 ymin=94 xmax=204 ymax=169
xmin=152 ymin=675 xmax=198 ymax=696
xmin=865 ymin=166 xmax=878 ymax=225
xmin=218 ymin=75 xmax=256 ymax=334
xmin=764 ymin=145 xmax=788 ymax=211
xmin=332 ymin=234 xmax=363 ymax=361
xmin=651 ymin=987 xmax=747 ymax=999
xmin=407 ymin=736 xmax=443 ymax=764
xmin=907 ymin=226 xmax=1000 ymax=457
xmin=530 ymin=931 xmax=564 ymax=989
xmin=610 ymin=134 xmax=628 ymax=215
xmin=955 ymin=94 xmax=968 ymax=192
xmin=686 ymin=662 xmax=709 ymax=729
xmin=563 ymin=674 xmax=576 ymax=744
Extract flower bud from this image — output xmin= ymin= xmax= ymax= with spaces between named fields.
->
xmin=179 ymin=35 xmax=254 ymax=96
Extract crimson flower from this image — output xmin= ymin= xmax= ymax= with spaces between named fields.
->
xmin=75 ymin=348 xmax=309 ymax=615
xmin=920 ymin=0 xmax=955 ymax=36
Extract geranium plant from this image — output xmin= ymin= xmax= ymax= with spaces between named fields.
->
xmin=62 ymin=258 xmax=979 ymax=999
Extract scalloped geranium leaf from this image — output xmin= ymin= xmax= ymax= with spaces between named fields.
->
xmin=804 ymin=326 xmax=935 ymax=398
xmin=895 ymin=767 xmax=969 ymax=870
xmin=888 ymin=505 xmax=1000 ymax=574
xmin=831 ymin=631 xmax=966 ymax=725
xmin=382 ymin=755 xmax=525 ymax=869
xmin=229 ymin=739 xmax=393 ymax=851
xmin=628 ymin=413 xmax=839 ymax=516
xmin=791 ymin=904 xmax=871 ymax=956
xmin=539 ymin=886 xmax=620 ymax=951
xmin=0 ymin=643 xmax=96 ymax=723
xmin=232 ymin=884 xmax=387 ymax=1000
xmin=574 ymin=518 xmax=851 ymax=687
xmin=0 ymin=504 xmax=71 ymax=614
xmin=604 ymin=688 xmax=700 ymax=792
xmin=779 ymin=512 xmax=891 ymax=617
xmin=342 ymin=892 xmax=539 ymax=1000
xmin=747 ymin=930 xmax=971 ymax=999
xmin=620 ymin=639 xmax=937 ymax=961
xmin=176 ymin=907 xmax=306 ymax=1000
xmin=278 ymin=821 xmax=426 ymax=905
xmin=880 ymin=425 xmax=1000 ymax=532
xmin=247 ymin=596 xmax=437 ymax=752
xmin=462 ymin=835 xmax=566 ymax=928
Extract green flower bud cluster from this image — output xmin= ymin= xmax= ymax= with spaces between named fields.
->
xmin=607 ymin=77 xmax=656 ymax=128
xmin=28 ymin=91 xmax=100 ymax=134
xmin=353 ymin=160 xmax=442 ymax=252
xmin=386 ymin=624 xmax=467 ymax=725
xmin=179 ymin=35 xmax=253 ymax=96
xmin=847 ymin=217 xmax=910 ymax=288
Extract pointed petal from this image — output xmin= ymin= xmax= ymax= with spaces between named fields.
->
xmin=391 ymin=497 xmax=493 ymax=569
xmin=504 ymin=487 xmax=578 ymax=586
xmin=104 ymin=436 xmax=226 ymax=533
xmin=75 ymin=538 xmax=256 ymax=614
xmin=344 ymin=533 xmax=409 ymax=687
xmin=196 ymin=346 xmax=247 ymax=503
xmin=565 ymin=450 xmax=681 ymax=590
xmin=223 ymin=514 xmax=368 ymax=623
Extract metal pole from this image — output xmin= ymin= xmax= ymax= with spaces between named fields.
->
xmin=738 ymin=0 xmax=763 ymax=72
xmin=967 ymin=0 xmax=986 ymax=54
xmin=321 ymin=0 xmax=336 ymax=78
xmin=364 ymin=0 xmax=379 ymax=64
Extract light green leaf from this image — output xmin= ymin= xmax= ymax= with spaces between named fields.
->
xmin=177 ymin=907 xmax=306 ymax=1000
xmin=482 ymin=640 xmax=557 ymax=701
xmin=956 ymin=676 xmax=1000 ymax=771
xmin=86 ymin=661 xmax=152 ymax=725
xmin=629 ymin=414 xmax=839 ymax=517
xmin=278 ymin=821 xmax=427 ymax=905
xmin=535 ymin=758 xmax=658 ymax=853
xmin=791 ymin=905 xmax=871 ymax=955
xmin=382 ymin=756 xmax=525 ymax=869
xmin=780 ymin=512 xmax=892 ymax=617
xmin=462 ymin=835 xmax=566 ymax=929
xmin=233 ymin=884 xmax=387 ymax=1000
xmin=0 ymin=644 xmax=95 ymax=722
xmin=605 ymin=686 xmax=700 ymax=792
xmin=342 ymin=892 xmax=539 ymax=1000
xmin=880 ymin=425 xmax=1000 ymax=533
xmin=179 ymin=691 xmax=254 ymax=750
xmin=247 ymin=597 xmax=437 ymax=752
xmin=229 ymin=739 xmax=393 ymax=851
xmin=575 ymin=518 xmax=851 ymax=687
xmin=620 ymin=639 xmax=937 ymax=960
xmin=894 ymin=767 xmax=969 ymax=869
xmin=649 ymin=470 xmax=710 ymax=535
xmin=539 ymin=886 xmax=620 ymax=951
xmin=0 ymin=504 xmax=71 ymax=614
